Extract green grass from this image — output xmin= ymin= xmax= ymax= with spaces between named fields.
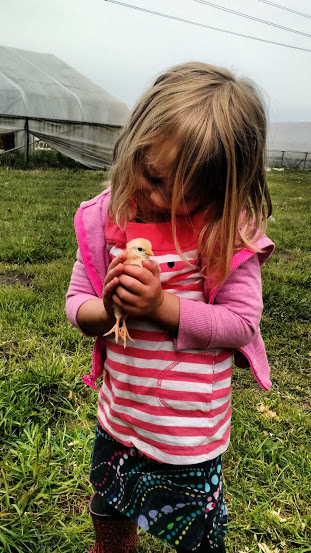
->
xmin=0 ymin=168 xmax=310 ymax=553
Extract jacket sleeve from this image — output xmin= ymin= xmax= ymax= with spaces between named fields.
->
xmin=174 ymin=254 xmax=263 ymax=351
xmin=66 ymin=248 xmax=99 ymax=333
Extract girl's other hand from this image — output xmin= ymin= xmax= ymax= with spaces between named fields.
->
xmin=103 ymin=252 xmax=127 ymax=316
xmin=112 ymin=263 xmax=164 ymax=318
xmin=142 ymin=259 xmax=161 ymax=279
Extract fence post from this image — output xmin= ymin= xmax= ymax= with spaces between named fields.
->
xmin=25 ymin=118 xmax=29 ymax=163
xmin=303 ymin=152 xmax=308 ymax=170
xmin=281 ymin=151 xmax=285 ymax=166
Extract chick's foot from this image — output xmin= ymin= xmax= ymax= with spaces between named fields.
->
xmin=104 ymin=317 xmax=121 ymax=343
xmin=104 ymin=317 xmax=134 ymax=348
xmin=119 ymin=318 xmax=134 ymax=349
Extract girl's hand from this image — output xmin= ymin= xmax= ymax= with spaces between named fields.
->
xmin=103 ymin=252 xmax=127 ymax=316
xmin=142 ymin=259 xmax=161 ymax=279
xmin=112 ymin=261 xmax=164 ymax=318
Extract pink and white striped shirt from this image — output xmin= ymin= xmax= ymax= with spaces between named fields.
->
xmin=97 ymin=213 xmax=232 ymax=464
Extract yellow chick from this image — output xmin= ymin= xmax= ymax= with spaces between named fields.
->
xmin=104 ymin=238 xmax=154 ymax=348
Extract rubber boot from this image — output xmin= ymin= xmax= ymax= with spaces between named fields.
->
xmin=88 ymin=493 xmax=139 ymax=553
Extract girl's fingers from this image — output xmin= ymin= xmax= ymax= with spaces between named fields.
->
xmin=118 ymin=274 xmax=143 ymax=295
xmin=110 ymin=251 xmax=127 ymax=267
xmin=107 ymin=252 xmax=127 ymax=273
xmin=105 ymin=265 xmax=121 ymax=285
xmin=112 ymin=291 xmax=134 ymax=309
xmin=104 ymin=252 xmax=127 ymax=285
xmin=114 ymin=284 xmax=140 ymax=305
xmin=104 ymin=276 xmax=119 ymax=295
xmin=111 ymin=292 xmax=124 ymax=307
xmin=122 ymin=264 xmax=154 ymax=285
xmin=142 ymin=260 xmax=161 ymax=278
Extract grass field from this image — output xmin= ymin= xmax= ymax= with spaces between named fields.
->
xmin=0 ymin=168 xmax=310 ymax=553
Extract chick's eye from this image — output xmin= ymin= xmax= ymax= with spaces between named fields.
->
xmin=137 ymin=247 xmax=143 ymax=252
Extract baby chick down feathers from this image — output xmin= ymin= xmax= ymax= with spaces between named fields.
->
xmin=104 ymin=238 xmax=154 ymax=348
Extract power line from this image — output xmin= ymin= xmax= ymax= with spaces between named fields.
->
xmin=257 ymin=0 xmax=311 ymax=20
xmin=104 ymin=0 xmax=311 ymax=52
xmin=195 ymin=0 xmax=311 ymax=39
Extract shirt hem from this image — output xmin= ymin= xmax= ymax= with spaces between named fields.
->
xmin=96 ymin=414 xmax=230 ymax=465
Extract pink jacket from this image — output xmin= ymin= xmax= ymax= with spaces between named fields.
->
xmin=66 ymin=188 xmax=274 ymax=391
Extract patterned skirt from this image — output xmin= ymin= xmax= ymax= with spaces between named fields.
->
xmin=90 ymin=423 xmax=227 ymax=551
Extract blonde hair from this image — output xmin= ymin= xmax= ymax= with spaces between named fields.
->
xmin=110 ymin=62 xmax=272 ymax=286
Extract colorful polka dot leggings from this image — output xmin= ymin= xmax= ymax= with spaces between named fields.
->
xmin=90 ymin=424 xmax=227 ymax=551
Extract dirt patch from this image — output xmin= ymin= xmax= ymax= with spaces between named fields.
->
xmin=274 ymin=252 xmax=295 ymax=261
xmin=0 ymin=273 xmax=33 ymax=286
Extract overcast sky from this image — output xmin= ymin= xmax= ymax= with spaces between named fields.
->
xmin=1 ymin=0 xmax=311 ymax=122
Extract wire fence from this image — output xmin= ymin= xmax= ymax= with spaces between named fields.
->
xmin=1 ymin=137 xmax=311 ymax=171
xmin=267 ymin=150 xmax=311 ymax=170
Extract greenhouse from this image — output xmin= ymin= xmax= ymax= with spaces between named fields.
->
xmin=0 ymin=45 xmax=129 ymax=168
xmin=267 ymin=122 xmax=311 ymax=170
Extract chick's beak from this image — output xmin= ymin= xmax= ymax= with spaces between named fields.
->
xmin=146 ymin=247 xmax=154 ymax=256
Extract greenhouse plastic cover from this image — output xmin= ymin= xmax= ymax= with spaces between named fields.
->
xmin=0 ymin=45 xmax=129 ymax=167
xmin=267 ymin=122 xmax=311 ymax=169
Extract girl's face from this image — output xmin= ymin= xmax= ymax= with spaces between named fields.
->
xmin=134 ymin=144 xmax=200 ymax=223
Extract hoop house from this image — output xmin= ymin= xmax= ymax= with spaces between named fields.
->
xmin=0 ymin=45 xmax=129 ymax=168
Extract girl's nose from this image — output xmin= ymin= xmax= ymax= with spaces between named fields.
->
xmin=150 ymin=190 xmax=171 ymax=209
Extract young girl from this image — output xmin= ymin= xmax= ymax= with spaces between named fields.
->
xmin=66 ymin=62 xmax=274 ymax=553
